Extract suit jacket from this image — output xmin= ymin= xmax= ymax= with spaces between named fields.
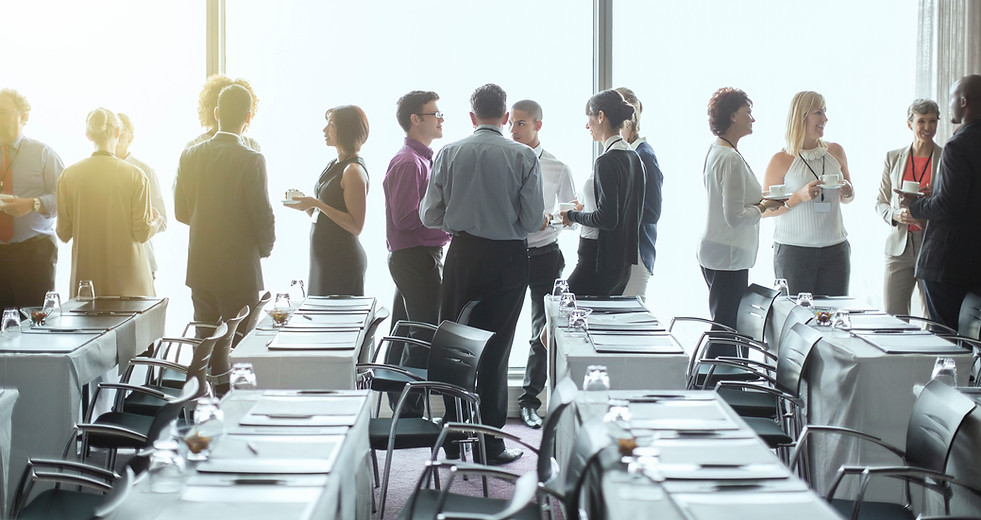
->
xmin=909 ymin=121 xmax=981 ymax=285
xmin=875 ymin=142 xmax=942 ymax=256
xmin=175 ymin=132 xmax=275 ymax=294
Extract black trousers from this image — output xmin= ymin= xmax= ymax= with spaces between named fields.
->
xmin=386 ymin=245 xmax=443 ymax=416
xmin=441 ymin=234 xmax=528 ymax=456
xmin=519 ymin=243 xmax=564 ymax=409
xmin=700 ymin=267 xmax=748 ymax=358
xmin=567 ymin=238 xmax=630 ymax=297
xmin=923 ymin=280 xmax=981 ymax=331
xmin=0 ymin=234 xmax=57 ymax=309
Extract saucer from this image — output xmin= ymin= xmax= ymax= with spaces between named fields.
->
xmin=821 ymin=183 xmax=845 ymax=189
xmin=282 ymin=199 xmax=301 ymax=205
xmin=895 ymin=188 xmax=924 ymax=197
xmin=763 ymin=194 xmax=790 ymax=201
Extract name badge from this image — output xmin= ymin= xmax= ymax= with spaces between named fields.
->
xmin=813 ymin=202 xmax=832 ymax=214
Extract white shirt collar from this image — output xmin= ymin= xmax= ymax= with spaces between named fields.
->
xmin=629 ymin=137 xmax=647 ymax=151
xmin=603 ymin=135 xmax=629 ymax=152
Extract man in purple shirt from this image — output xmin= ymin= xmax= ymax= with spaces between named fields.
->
xmin=383 ymin=90 xmax=451 ymax=416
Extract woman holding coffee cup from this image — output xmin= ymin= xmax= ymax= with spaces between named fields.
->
xmin=764 ymin=91 xmax=855 ymax=296
xmin=697 ymin=88 xmax=782 ymax=334
xmin=286 ymin=105 xmax=370 ymax=296
xmin=874 ymin=99 xmax=942 ymax=316
xmin=560 ymin=89 xmax=645 ymax=296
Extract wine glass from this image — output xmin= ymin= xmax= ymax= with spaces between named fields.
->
xmin=567 ymin=307 xmax=592 ymax=335
xmin=76 ymin=280 xmax=95 ymax=301
xmin=230 ymin=362 xmax=258 ymax=392
xmin=185 ymin=397 xmax=223 ymax=461
xmin=932 ymin=357 xmax=957 ymax=386
xmin=583 ymin=365 xmax=610 ymax=404
xmin=831 ymin=309 xmax=851 ymax=331
xmin=1 ymin=308 xmax=22 ymax=337
xmin=559 ymin=292 xmax=576 ymax=315
xmin=289 ymin=279 xmax=306 ymax=306
xmin=43 ymin=291 xmax=62 ymax=319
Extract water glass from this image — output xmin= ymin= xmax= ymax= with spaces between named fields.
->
xmin=1 ymin=308 xmax=21 ymax=337
xmin=274 ymin=292 xmax=291 ymax=311
xmin=558 ymin=292 xmax=576 ymax=315
xmin=148 ymin=439 xmax=185 ymax=493
xmin=932 ymin=357 xmax=958 ymax=386
xmin=568 ymin=307 xmax=592 ymax=333
xmin=831 ymin=309 xmax=852 ymax=331
xmin=230 ymin=362 xmax=258 ymax=392
xmin=289 ymin=279 xmax=306 ymax=305
xmin=185 ymin=397 xmax=224 ymax=461
xmin=583 ymin=365 xmax=611 ymax=404
xmin=42 ymin=291 xmax=62 ymax=319
xmin=551 ymin=278 xmax=569 ymax=297
xmin=76 ymin=280 xmax=95 ymax=301
xmin=774 ymin=278 xmax=790 ymax=298
xmin=604 ymin=399 xmax=632 ymax=426
xmin=796 ymin=292 xmax=814 ymax=308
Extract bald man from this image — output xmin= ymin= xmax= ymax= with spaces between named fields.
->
xmin=900 ymin=74 xmax=981 ymax=328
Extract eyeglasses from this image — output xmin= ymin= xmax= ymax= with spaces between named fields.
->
xmin=417 ymin=112 xmax=443 ymax=119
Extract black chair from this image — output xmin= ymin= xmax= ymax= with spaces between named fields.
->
xmin=363 ymin=320 xmax=494 ymax=518
xmin=356 ymin=306 xmax=390 ymax=365
xmin=400 ymin=377 xmax=580 ymax=520
xmin=10 ymin=459 xmax=121 ymax=520
xmin=409 ymin=464 xmax=539 ymax=520
xmin=546 ymin=417 xmax=614 ymax=520
xmin=236 ymin=290 xmax=272 ymax=343
xmin=791 ymin=379 xmax=981 ymax=519
xmin=74 ymin=378 xmax=201 ymax=469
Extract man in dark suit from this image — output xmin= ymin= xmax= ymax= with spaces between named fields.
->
xmin=176 ymin=84 xmax=275 ymax=326
xmin=902 ymin=74 xmax=981 ymax=329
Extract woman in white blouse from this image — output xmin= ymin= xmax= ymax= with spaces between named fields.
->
xmin=764 ymin=91 xmax=855 ymax=296
xmin=697 ymin=88 xmax=782 ymax=332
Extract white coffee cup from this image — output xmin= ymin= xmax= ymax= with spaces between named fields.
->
xmin=822 ymin=173 xmax=842 ymax=185
xmin=559 ymin=202 xmax=575 ymax=212
xmin=768 ymin=184 xmax=787 ymax=197
xmin=285 ymin=189 xmax=303 ymax=202
xmin=902 ymin=180 xmax=920 ymax=193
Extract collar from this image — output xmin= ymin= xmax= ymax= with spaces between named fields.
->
xmin=603 ymin=135 xmax=629 ymax=152
xmin=629 ymin=137 xmax=647 ymax=151
xmin=532 ymin=143 xmax=546 ymax=158
xmin=475 ymin=124 xmax=503 ymax=136
xmin=1 ymin=134 xmax=24 ymax=151
xmin=404 ymin=137 xmax=433 ymax=161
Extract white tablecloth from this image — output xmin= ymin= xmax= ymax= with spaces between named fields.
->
xmin=554 ymin=328 xmax=688 ymax=391
xmin=0 ymin=388 xmax=17 ymax=519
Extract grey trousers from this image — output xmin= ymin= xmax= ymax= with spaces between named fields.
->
xmin=773 ymin=240 xmax=850 ymax=296
xmin=883 ymin=230 xmax=927 ymax=316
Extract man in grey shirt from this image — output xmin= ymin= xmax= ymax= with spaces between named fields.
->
xmin=421 ymin=83 xmax=545 ymax=464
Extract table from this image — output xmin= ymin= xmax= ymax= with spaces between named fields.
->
xmin=567 ymin=390 xmax=842 ymax=520
xmin=0 ymin=297 xmax=167 ymax=502
xmin=0 ymin=388 xmax=17 ymax=519
xmin=768 ymin=297 xmax=974 ymax=500
xmin=230 ymin=298 xmax=375 ymax=390
xmin=103 ymin=389 xmax=372 ymax=520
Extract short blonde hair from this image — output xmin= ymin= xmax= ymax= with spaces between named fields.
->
xmin=196 ymin=75 xmax=259 ymax=130
xmin=784 ymin=91 xmax=826 ymax=156
xmin=85 ymin=108 xmax=119 ymax=149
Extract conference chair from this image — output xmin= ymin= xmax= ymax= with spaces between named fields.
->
xmin=406 ymin=464 xmax=539 ymax=520
xmin=10 ymin=460 xmax=124 ymax=520
xmin=355 ymin=306 xmax=390 ymax=365
xmin=790 ymin=379 xmax=981 ymax=519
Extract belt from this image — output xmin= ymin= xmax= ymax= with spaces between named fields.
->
xmin=528 ymin=242 xmax=559 ymax=257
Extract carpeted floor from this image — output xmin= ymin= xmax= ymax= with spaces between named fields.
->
xmin=372 ymin=419 xmax=546 ymax=519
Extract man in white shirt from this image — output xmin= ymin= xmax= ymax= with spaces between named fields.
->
xmin=509 ymin=99 xmax=576 ymax=429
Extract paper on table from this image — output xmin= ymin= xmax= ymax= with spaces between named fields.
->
xmin=267 ymin=330 xmax=359 ymax=349
xmin=838 ymin=313 xmax=919 ymax=331
xmin=587 ymin=312 xmax=663 ymax=330
xmin=629 ymin=400 xmax=739 ymax=431
xmin=589 ymin=332 xmax=683 ymax=354
xmin=575 ymin=299 xmax=647 ymax=313
xmin=853 ymin=331 xmax=967 ymax=354
xmin=652 ymin=463 xmax=788 ymax=480
xmin=250 ymin=396 xmax=363 ymax=416
xmin=285 ymin=313 xmax=367 ymax=328
xmin=197 ymin=435 xmax=343 ymax=474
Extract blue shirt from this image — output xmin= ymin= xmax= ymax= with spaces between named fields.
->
xmin=2 ymin=135 xmax=63 ymax=243
xmin=420 ymin=125 xmax=544 ymax=241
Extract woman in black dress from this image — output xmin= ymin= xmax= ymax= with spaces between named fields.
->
xmin=288 ymin=105 xmax=370 ymax=295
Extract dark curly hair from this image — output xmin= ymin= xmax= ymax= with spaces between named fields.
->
xmin=470 ymin=84 xmax=507 ymax=120
xmin=707 ymin=87 xmax=751 ymax=136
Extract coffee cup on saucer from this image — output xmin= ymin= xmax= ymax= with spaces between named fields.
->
xmin=559 ymin=202 xmax=575 ymax=212
xmin=768 ymin=184 xmax=787 ymax=197
xmin=822 ymin=173 xmax=842 ymax=186
xmin=284 ymin=189 xmax=303 ymax=204
xmin=901 ymin=180 xmax=920 ymax=194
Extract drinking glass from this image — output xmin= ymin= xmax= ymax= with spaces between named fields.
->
xmin=583 ymin=365 xmax=610 ymax=404
xmin=42 ymin=291 xmax=62 ymax=319
xmin=1 ymin=308 xmax=21 ymax=337
xmin=568 ymin=307 xmax=592 ymax=334
xmin=274 ymin=292 xmax=291 ymax=311
xmin=185 ymin=397 xmax=223 ymax=461
xmin=148 ymin=438 xmax=185 ymax=493
xmin=831 ymin=309 xmax=851 ymax=331
xmin=932 ymin=357 xmax=957 ymax=386
xmin=230 ymin=362 xmax=258 ymax=392
xmin=289 ymin=279 xmax=306 ymax=305
xmin=796 ymin=292 xmax=814 ymax=308
xmin=76 ymin=280 xmax=95 ymax=301
xmin=558 ymin=292 xmax=576 ymax=316
xmin=774 ymin=278 xmax=790 ymax=298
xmin=551 ymin=278 xmax=569 ymax=297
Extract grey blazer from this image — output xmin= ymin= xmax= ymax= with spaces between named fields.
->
xmin=874 ymin=142 xmax=943 ymax=256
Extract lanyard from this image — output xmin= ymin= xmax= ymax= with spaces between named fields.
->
xmin=798 ymin=153 xmax=825 ymax=201
xmin=603 ymin=137 xmax=624 ymax=154
xmin=905 ymin=144 xmax=933 ymax=183
xmin=719 ymin=137 xmax=756 ymax=175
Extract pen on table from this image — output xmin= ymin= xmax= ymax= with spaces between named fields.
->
xmin=247 ymin=441 xmax=260 ymax=455
xmin=302 ymin=314 xmax=313 ymax=321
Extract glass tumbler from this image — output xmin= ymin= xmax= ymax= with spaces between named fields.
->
xmin=43 ymin=291 xmax=62 ymax=319
xmin=551 ymin=278 xmax=569 ymax=297
xmin=583 ymin=365 xmax=611 ymax=404
xmin=932 ymin=357 xmax=957 ymax=386
xmin=796 ymin=292 xmax=813 ymax=308
xmin=76 ymin=280 xmax=96 ymax=301
xmin=559 ymin=292 xmax=576 ymax=315
xmin=230 ymin=362 xmax=258 ymax=392
xmin=774 ymin=278 xmax=790 ymax=298
xmin=1 ymin=308 xmax=22 ymax=337
xmin=148 ymin=439 xmax=185 ymax=493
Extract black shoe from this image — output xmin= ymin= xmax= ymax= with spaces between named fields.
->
xmin=485 ymin=448 xmax=524 ymax=465
xmin=520 ymin=405 xmax=544 ymax=429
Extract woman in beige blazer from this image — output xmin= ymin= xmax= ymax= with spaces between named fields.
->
xmin=874 ymin=99 xmax=942 ymax=316
xmin=57 ymin=108 xmax=162 ymax=297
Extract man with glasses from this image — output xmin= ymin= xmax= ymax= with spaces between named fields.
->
xmin=382 ymin=90 xmax=451 ymax=417
xmin=509 ymin=99 xmax=576 ymax=429
xmin=0 ymin=88 xmax=64 ymax=308
xmin=421 ymin=84 xmax=545 ymax=464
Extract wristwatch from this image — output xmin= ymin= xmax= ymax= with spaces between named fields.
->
xmin=32 ymin=197 xmax=40 ymax=212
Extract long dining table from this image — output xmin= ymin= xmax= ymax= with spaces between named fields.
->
xmin=229 ymin=296 xmax=376 ymax=390
xmin=102 ymin=389 xmax=372 ymax=520
xmin=0 ymin=296 xmax=167 ymax=502
xmin=767 ymin=296 xmax=974 ymax=500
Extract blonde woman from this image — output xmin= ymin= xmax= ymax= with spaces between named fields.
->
xmin=57 ymin=108 xmax=161 ymax=296
xmin=764 ymin=91 xmax=855 ymax=296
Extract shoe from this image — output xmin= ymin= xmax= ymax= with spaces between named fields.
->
xmin=485 ymin=448 xmax=524 ymax=465
xmin=520 ymin=405 xmax=544 ymax=429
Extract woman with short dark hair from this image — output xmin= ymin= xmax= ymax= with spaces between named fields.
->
xmin=287 ymin=105 xmax=370 ymax=296
xmin=560 ymin=89 xmax=645 ymax=296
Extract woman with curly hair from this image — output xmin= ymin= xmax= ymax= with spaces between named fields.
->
xmin=560 ymin=89 xmax=645 ymax=296
xmin=697 ymin=88 xmax=782 ymax=331
xmin=187 ymin=75 xmax=261 ymax=151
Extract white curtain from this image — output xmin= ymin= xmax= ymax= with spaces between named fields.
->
xmin=917 ymin=0 xmax=981 ymax=143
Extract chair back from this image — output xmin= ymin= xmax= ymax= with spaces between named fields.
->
xmin=356 ymin=306 xmax=389 ymax=365
xmin=563 ymin=418 xmax=612 ymax=520
xmin=456 ymin=299 xmax=481 ymax=326
xmin=906 ymin=379 xmax=977 ymax=472
xmin=958 ymin=292 xmax=981 ymax=341
xmin=778 ymin=304 xmax=815 ymax=349
xmin=209 ymin=305 xmax=249 ymax=377
xmin=185 ymin=323 xmax=227 ymax=394
xmin=776 ymin=322 xmax=822 ymax=397
xmin=538 ymin=377 xmax=580 ymax=485
xmin=145 ymin=378 xmax=200 ymax=448
xmin=237 ymin=291 xmax=272 ymax=342
xmin=735 ymin=284 xmax=780 ymax=342
xmin=93 ymin=466 xmax=134 ymax=518
xmin=427 ymin=320 xmax=494 ymax=391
